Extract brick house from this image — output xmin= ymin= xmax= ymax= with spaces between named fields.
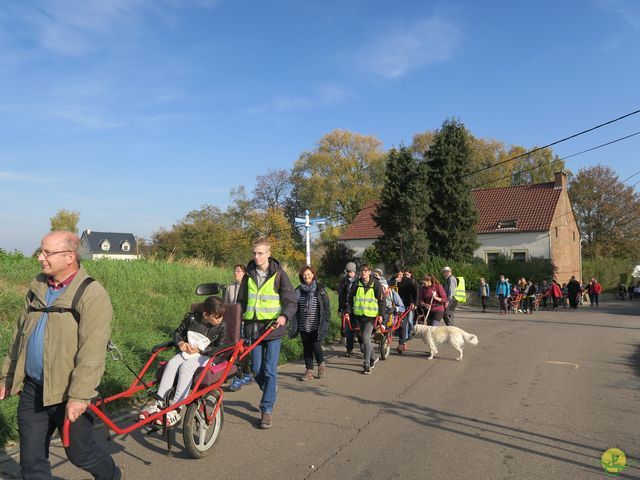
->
xmin=339 ymin=172 xmax=581 ymax=281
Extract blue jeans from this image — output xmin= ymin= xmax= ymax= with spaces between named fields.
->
xmin=18 ymin=377 xmax=116 ymax=480
xmin=251 ymin=337 xmax=281 ymax=414
xmin=399 ymin=309 xmax=414 ymax=343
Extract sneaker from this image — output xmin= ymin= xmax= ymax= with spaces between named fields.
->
xmin=228 ymin=376 xmax=244 ymax=392
xmin=396 ymin=345 xmax=404 ymax=354
xmin=317 ymin=362 xmax=326 ymax=378
xmin=300 ymin=369 xmax=314 ymax=381
xmin=363 ymin=365 xmax=371 ymax=375
xmin=371 ymin=357 xmax=379 ymax=369
xmin=240 ymin=373 xmax=254 ymax=385
xmin=157 ymin=407 xmax=183 ymax=427
xmin=260 ymin=412 xmax=272 ymax=429
xmin=138 ymin=400 xmax=163 ymax=421
xmin=344 ymin=351 xmax=352 ymax=358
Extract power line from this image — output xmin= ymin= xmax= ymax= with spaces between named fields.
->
xmin=462 ymin=108 xmax=640 ymax=178
xmin=471 ymin=130 xmax=640 ymax=190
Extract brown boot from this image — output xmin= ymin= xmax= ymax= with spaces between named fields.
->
xmin=260 ymin=412 xmax=272 ymax=429
xmin=300 ymin=369 xmax=314 ymax=381
xmin=317 ymin=362 xmax=326 ymax=378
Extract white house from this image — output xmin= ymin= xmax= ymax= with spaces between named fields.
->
xmin=79 ymin=230 xmax=141 ymax=260
xmin=339 ymin=172 xmax=582 ymax=281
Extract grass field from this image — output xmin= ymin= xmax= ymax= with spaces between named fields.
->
xmin=0 ymin=254 xmax=340 ymax=447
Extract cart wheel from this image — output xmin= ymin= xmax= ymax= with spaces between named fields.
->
xmin=183 ymin=392 xmax=223 ymax=459
xmin=379 ymin=336 xmax=390 ymax=360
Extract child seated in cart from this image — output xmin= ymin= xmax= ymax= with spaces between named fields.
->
xmin=139 ymin=296 xmax=228 ymax=426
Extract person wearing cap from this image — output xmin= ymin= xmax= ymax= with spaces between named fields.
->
xmin=337 ymin=262 xmax=361 ymax=357
xmin=348 ymin=265 xmax=385 ymax=375
xmin=442 ymin=266 xmax=457 ymax=326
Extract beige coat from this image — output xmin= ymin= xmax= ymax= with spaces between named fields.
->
xmin=1 ymin=265 xmax=112 ymax=406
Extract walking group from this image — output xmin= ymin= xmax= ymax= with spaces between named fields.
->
xmin=485 ymin=275 xmax=603 ymax=315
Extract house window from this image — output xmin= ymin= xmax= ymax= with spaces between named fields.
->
xmin=486 ymin=252 xmax=500 ymax=265
xmin=122 ymin=242 xmax=130 ymax=252
xmin=101 ymin=241 xmax=111 ymax=252
xmin=497 ymin=219 xmax=517 ymax=230
xmin=512 ymin=252 xmax=527 ymax=262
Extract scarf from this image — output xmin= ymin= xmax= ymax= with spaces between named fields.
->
xmin=299 ymin=280 xmax=318 ymax=314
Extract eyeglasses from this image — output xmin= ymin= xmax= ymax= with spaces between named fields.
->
xmin=37 ymin=249 xmax=72 ymax=259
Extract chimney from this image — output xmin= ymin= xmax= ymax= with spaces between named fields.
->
xmin=554 ymin=171 xmax=567 ymax=190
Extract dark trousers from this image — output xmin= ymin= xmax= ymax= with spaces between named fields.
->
xmin=345 ymin=317 xmax=363 ymax=353
xmin=481 ymin=296 xmax=487 ymax=311
xmin=569 ymin=294 xmax=579 ymax=309
xmin=18 ymin=377 xmax=116 ymax=480
xmin=498 ymin=294 xmax=507 ymax=312
xmin=590 ymin=293 xmax=599 ymax=307
xmin=299 ymin=330 xmax=324 ymax=370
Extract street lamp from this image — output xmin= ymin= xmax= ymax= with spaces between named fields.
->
xmin=294 ymin=210 xmax=327 ymax=266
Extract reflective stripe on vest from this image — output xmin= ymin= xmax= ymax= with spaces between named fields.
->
xmin=353 ymin=282 xmax=378 ymax=317
xmin=454 ymin=276 xmax=466 ymax=303
xmin=243 ymin=274 xmax=282 ymax=320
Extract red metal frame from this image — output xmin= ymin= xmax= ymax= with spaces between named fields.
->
xmin=62 ymin=324 xmax=275 ymax=448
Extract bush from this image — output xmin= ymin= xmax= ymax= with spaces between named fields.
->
xmin=582 ymin=257 xmax=637 ymax=291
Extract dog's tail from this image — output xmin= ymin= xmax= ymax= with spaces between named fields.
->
xmin=461 ymin=330 xmax=479 ymax=345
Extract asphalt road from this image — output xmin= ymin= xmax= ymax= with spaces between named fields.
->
xmin=2 ymin=302 xmax=639 ymax=479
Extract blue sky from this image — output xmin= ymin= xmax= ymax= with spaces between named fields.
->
xmin=1 ymin=0 xmax=640 ymax=254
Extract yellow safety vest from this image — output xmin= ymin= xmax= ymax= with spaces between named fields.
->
xmin=454 ymin=276 xmax=466 ymax=304
xmin=243 ymin=274 xmax=282 ymax=321
xmin=353 ymin=281 xmax=378 ymax=317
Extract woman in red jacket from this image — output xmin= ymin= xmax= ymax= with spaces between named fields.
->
xmin=588 ymin=278 xmax=602 ymax=307
xmin=549 ymin=280 xmax=562 ymax=311
xmin=418 ymin=274 xmax=448 ymax=326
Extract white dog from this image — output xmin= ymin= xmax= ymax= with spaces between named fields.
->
xmin=412 ymin=324 xmax=478 ymax=361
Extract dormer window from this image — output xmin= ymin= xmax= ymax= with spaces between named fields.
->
xmin=100 ymin=240 xmax=111 ymax=251
xmin=497 ymin=219 xmax=517 ymax=230
xmin=121 ymin=241 xmax=130 ymax=252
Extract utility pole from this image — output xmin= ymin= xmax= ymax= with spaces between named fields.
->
xmin=295 ymin=210 xmax=327 ymax=266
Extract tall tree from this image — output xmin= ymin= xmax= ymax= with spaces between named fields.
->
xmin=251 ymin=168 xmax=293 ymax=211
xmin=292 ymin=129 xmax=387 ymax=225
xmin=423 ymin=119 xmax=478 ymax=260
xmin=569 ymin=165 xmax=640 ymax=259
xmin=374 ymin=146 xmax=430 ymax=267
xmin=50 ymin=209 xmax=80 ymax=234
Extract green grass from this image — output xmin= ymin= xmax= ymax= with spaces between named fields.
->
xmin=0 ymin=254 xmax=339 ymax=447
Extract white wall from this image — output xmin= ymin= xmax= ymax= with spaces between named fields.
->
xmin=85 ymin=253 xmax=141 ymax=261
xmin=342 ymin=239 xmax=376 ymax=258
xmin=474 ymin=231 xmax=550 ymax=261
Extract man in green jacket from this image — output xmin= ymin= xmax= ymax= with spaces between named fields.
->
xmin=0 ymin=231 xmax=122 ymax=479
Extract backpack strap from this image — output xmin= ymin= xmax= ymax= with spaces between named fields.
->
xmin=27 ymin=277 xmax=95 ymax=324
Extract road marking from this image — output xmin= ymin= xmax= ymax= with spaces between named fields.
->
xmin=545 ymin=361 xmax=579 ymax=370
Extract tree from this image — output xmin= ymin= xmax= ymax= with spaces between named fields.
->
xmin=508 ymin=146 xmax=565 ymax=186
xmin=292 ymin=129 xmax=387 ymax=225
xmin=251 ymin=168 xmax=293 ymax=211
xmin=423 ymin=119 xmax=478 ymax=260
xmin=569 ymin=165 xmax=640 ymax=259
xmin=50 ymin=209 xmax=80 ymax=234
xmin=374 ymin=146 xmax=430 ymax=267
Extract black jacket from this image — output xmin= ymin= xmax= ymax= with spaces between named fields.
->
xmin=288 ymin=283 xmax=331 ymax=341
xmin=397 ymin=276 xmax=419 ymax=307
xmin=173 ymin=312 xmax=228 ymax=357
xmin=338 ymin=275 xmax=357 ymax=314
xmin=236 ymin=257 xmax=297 ymax=341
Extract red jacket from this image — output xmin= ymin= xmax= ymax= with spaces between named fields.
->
xmin=418 ymin=285 xmax=447 ymax=312
xmin=589 ymin=282 xmax=602 ymax=295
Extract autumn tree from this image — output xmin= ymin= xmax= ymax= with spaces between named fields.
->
xmin=374 ymin=146 xmax=430 ymax=267
xmin=50 ymin=209 xmax=80 ymax=234
xmin=251 ymin=168 xmax=293 ymax=211
xmin=569 ymin=165 xmax=640 ymax=259
xmin=423 ymin=119 xmax=478 ymax=260
xmin=292 ymin=129 xmax=387 ymax=226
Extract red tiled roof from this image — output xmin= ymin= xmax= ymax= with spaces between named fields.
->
xmin=339 ymin=200 xmax=382 ymax=240
xmin=472 ymin=182 xmax=561 ymax=233
xmin=340 ymin=183 xmax=563 ymax=240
